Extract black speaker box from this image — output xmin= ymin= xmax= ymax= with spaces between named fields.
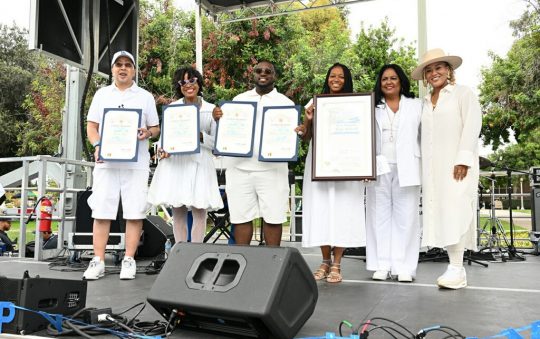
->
xmin=75 ymin=189 xmax=125 ymax=233
xmin=137 ymin=215 xmax=174 ymax=258
xmin=147 ymin=243 xmax=318 ymax=339
xmin=0 ymin=271 xmax=87 ymax=334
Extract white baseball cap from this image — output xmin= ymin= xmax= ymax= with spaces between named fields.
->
xmin=111 ymin=50 xmax=135 ymax=67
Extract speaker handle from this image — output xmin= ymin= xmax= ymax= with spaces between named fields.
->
xmin=186 ymin=252 xmax=247 ymax=292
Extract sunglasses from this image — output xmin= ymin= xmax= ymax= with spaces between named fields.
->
xmin=178 ymin=77 xmax=198 ymax=86
xmin=254 ymin=68 xmax=273 ymax=75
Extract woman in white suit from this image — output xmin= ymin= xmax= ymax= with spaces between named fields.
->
xmin=366 ymin=64 xmax=422 ymax=282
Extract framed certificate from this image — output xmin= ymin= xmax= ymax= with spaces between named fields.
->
xmin=259 ymin=105 xmax=301 ymax=162
xmin=161 ymin=104 xmax=200 ymax=155
xmin=312 ymin=93 xmax=376 ymax=180
xmin=99 ymin=108 xmax=142 ymax=162
xmin=214 ymin=101 xmax=257 ymax=157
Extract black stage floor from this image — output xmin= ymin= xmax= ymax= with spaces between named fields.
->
xmin=1 ymin=242 xmax=540 ymax=339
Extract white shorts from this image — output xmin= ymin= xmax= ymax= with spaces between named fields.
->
xmin=88 ymin=168 xmax=150 ymax=220
xmin=225 ymin=167 xmax=289 ymax=224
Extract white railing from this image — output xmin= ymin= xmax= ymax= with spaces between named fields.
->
xmin=0 ymin=155 xmax=93 ymax=260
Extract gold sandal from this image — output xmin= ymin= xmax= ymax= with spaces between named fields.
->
xmin=313 ymin=263 xmax=330 ymax=281
xmin=326 ymin=264 xmax=342 ymax=283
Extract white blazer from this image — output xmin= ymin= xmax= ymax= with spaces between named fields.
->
xmin=374 ymin=96 xmax=422 ymax=187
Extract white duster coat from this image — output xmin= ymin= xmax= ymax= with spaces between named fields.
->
xmin=420 ymin=84 xmax=482 ymax=250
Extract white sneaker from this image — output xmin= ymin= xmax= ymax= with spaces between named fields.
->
xmin=119 ymin=256 xmax=136 ymax=280
xmin=83 ymin=256 xmax=105 ymax=280
xmin=372 ymin=270 xmax=389 ymax=281
xmin=437 ymin=265 xmax=467 ymax=289
xmin=398 ymin=274 xmax=413 ymax=282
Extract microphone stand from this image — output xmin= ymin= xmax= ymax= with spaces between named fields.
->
xmin=493 ymin=163 xmax=540 ymax=261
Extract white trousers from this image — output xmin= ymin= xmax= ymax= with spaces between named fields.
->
xmin=366 ymin=164 xmax=421 ymax=276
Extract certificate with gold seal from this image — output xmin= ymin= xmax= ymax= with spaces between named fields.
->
xmin=99 ymin=108 xmax=142 ymax=162
xmin=161 ymin=104 xmax=200 ymax=154
xmin=214 ymin=101 xmax=257 ymax=157
xmin=259 ymin=105 xmax=300 ymax=162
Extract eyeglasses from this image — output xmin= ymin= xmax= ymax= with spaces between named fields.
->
xmin=114 ymin=62 xmax=134 ymax=69
xmin=178 ymin=77 xmax=198 ymax=86
xmin=254 ymin=68 xmax=273 ymax=75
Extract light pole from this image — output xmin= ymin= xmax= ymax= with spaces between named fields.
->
xmin=520 ymin=177 xmax=524 ymax=210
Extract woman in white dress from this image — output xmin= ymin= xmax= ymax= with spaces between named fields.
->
xmin=295 ymin=63 xmax=366 ymax=283
xmin=366 ymin=64 xmax=422 ymax=283
xmin=411 ymin=49 xmax=482 ymax=289
xmin=148 ymin=66 xmax=223 ymax=243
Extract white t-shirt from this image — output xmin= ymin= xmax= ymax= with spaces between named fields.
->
xmin=87 ymin=82 xmax=159 ymax=169
xmin=225 ymin=88 xmax=295 ymax=171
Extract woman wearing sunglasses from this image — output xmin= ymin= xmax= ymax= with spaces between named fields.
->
xmin=148 ymin=66 xmax=223 ymax=243
xmin=295 ymin=63 xmax=366 ymax=283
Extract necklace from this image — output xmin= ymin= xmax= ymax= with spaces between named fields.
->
xmin=386 ymin=106 xmax=397 ymax=142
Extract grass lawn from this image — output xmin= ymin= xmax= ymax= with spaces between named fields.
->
xmin=6 ymin=221 xmax=58 ymax=243
xmin=478 ymin=217 xmax=525 ymax=231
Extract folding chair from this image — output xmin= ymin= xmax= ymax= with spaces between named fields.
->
xmin=204 ymin=189 xmax=234 ymax=244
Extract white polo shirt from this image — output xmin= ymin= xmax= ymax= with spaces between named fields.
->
xmin=87 ymin=82 xmax=159 ymax=170
xmin=226 ymin=88 xmax=295 ymax=171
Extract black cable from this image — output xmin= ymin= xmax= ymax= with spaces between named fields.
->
xmin=368 ymin=325 xmax=412 ymax=338
xmin=357 ymin=321 xmax=410 ymax=339
xmin=370 ymin=317 xmax=416 ymax=337
xmin=80 ymin=0 xmax=94 ymax=161
xmin=422 ymin=326 xmax=464 ymax=339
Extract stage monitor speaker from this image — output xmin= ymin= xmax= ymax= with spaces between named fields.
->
xmin=75 ymin=189 xmax=125 ymax=233
xmin=137 ymin=215 xmax=174 ymax=258
xmin=0 ymin=271 xmax=87 ymax=334
xmin=147 ymin=243 xmax=318 ymax=339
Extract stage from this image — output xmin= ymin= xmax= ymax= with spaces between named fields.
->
xmin=1 ymin=242 xmax=539 ymax=338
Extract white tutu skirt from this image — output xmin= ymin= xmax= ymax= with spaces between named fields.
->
xmin=147 ymin=152 xmax=224 ymax=211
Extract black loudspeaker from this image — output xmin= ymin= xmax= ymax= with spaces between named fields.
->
xmin=147 ymin=243 xmax=318 ymax=339
xmin=75 ymin=189 xmax=125 ymax=233
xmin=0 ymin=271 xmax=87 ymax=334
xmin=137 ymin=215 xmax=174 ymax=258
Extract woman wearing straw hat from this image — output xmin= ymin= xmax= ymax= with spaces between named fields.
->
xmin=411 ymin=48 xmax=482 ymax=289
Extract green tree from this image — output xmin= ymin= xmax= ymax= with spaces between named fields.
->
xmin=0 ymin=24 xmax=38 ymax=171
xmin=18 ymin=60 xmax=65 ymax=156
xmin=349 ymin=19 xmax=418 ymax=94
xmin=479 ymin=0 xmax=540 ymax=169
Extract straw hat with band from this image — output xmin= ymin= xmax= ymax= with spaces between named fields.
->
xmin=411 ymin=48 xmax=462 ymax=81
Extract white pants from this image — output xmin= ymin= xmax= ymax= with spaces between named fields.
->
xmin=366 ymin=164 xmax=421 ymax=276
xmin=225 ymin=167 xmax=289 ymax=224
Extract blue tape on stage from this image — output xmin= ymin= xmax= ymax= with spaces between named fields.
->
xmin=466 ymin=320 xmax=540 ymax=339
xmin=297 ymin=332 xmax=360 ymax=339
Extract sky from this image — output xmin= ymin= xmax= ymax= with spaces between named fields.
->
xmin=0 ymin=0 xmax=527 ymax=155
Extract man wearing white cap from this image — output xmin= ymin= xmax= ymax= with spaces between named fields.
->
xmin=83 ymin=50 xmax=160 ymax=281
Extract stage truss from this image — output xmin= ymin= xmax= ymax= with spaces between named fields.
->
xmin=198 ymin=0 xmax=373 ymax=23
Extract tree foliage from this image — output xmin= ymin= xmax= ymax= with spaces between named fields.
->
xmin=479 ymin=0 xmax=540 ymax=169
xmin=350 ymin=19 xmax=418 ymax=94
xmin=0 ymin=25 xmax=38 ymax=159
xmin=18 ymin=60 xmax=65 ymax=156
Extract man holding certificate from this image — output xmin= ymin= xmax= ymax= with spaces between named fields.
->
xmin=212 ymin=61 xmax=294 ymax=246
xmin=83 ymin=51 xmax=160 ymax=281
